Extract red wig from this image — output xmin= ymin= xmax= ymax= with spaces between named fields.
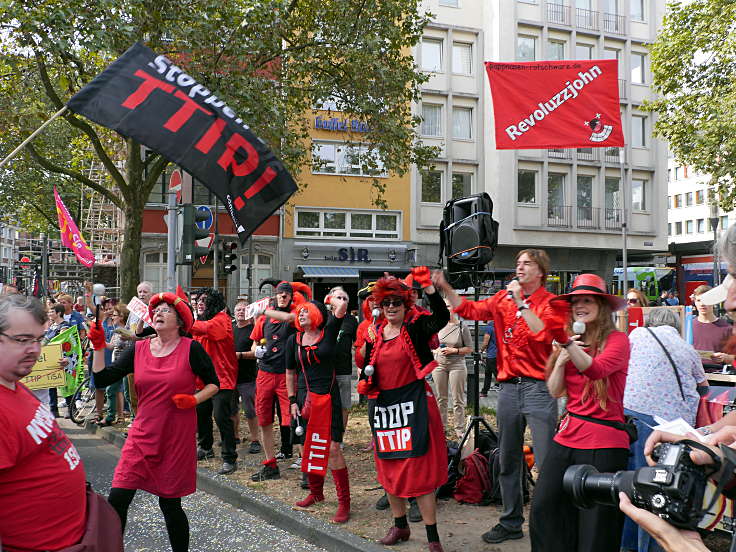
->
xmin=295 ymin=301 xmax=326 ymax=331
xmin=370 ymin=276 xmax=414 ymax=310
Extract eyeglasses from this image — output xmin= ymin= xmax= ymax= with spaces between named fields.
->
xmin=626 ymin=298 xmax=639 ymax=304
xmin=0 ymin=332 xmax=45 ymax=345
xmin=381 ymin=299 xmax=404 ymax=308
xmin=153 ymin=307 xmax=174 ymax=315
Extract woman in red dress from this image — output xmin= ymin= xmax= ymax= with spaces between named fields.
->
xmin=358 ymin=267 xmax=449 ymax=552
xmin=89 ymin=292 xmax=219 ymax=552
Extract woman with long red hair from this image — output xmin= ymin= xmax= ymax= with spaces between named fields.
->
xmin=358 ymin=267 xmax=449 ymax=552
xmin=530 ymin=273 xmax=630 ymax=552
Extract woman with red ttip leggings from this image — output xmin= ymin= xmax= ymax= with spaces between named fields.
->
xmin=358 ymin=267 xmax=449 ymax=552
xmin=285 ymin=296 xmax=351 ymax=522
xmin=88 ymin=292 xmax=219 ymax=552
xmin=530 ymin=274 xmax=630 ymax=552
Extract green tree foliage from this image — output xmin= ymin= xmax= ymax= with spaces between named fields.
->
xmin=645 ymin=0 xmax=736 ymax=209
xmin=0 ymin=0 xmax=434 ymax=299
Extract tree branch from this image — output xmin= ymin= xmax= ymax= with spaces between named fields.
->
xmin=144 ymin=154 xmax=169 ymax=192
xmin=27 ymin=200 xmax=60 ymax=229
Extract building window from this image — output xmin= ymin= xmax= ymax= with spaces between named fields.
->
xmin=547 ymin=40 xmax=565 ymax=61
xmin=696 ymin=189 xmax=705 ymax=205
xmin=605 ymin=177 xmax=621 ymax=220
xmin=631 ymin=53 xmax=646 ymax=84
xmin=314 ymin=95 xmax=341 ymax=111
xmin=685 ymin=192 xmax=693 ymax=207
xmin=577 ymin=175 xmax=593 ymax=221
xmin=667 ymin=195 xmax=672 ymax=209
xmin=667 ymin=223 xmax=671 ymax=236
xmin=239 ymin=253 xmax=273 ymax=300
xmin=674 ymin=166 xmax=680 ymax=180
xmin=517 ymin=170 xmax=537 ymax=204
xmin=547 ymin=173 xmax=565 ymax=216
xmin=421 ymin=38 xmax=443 ymax=72
xmin=630 ymin=0 xmax=645 ymax=21
xmin=452 ymin=42 xmax=472 ymax=74
xmin=686 ymin=220 xmax=694 ymax=234
xmin=452 ymin=107 xmax=473 ymax=140
xmin=439 ymin=0 xmax=459 ymax=6
xmin=421 ymin=170 xmax=442 ymax=203
xmin=452 ymin=173 xmax=472 ymax=199
xmin=632 ymin=179 xmax=647 ymax=211
xmin=722 ymin=215 xmax=729 ymax=230
xmin=517 ymin=35 xmax=536 ymax=61
xmin=145 ymin=163 xmax=177 ymax=205
xmin=312 ymin=141 xmax=386 ymax=177
xmin=673 ymin=194 xmax=682 ymax=208
xmin=632 ymin=115 xmax=647 ymax=147
xmin=421 ymin=104 xmax=443 ymax=137
xmin=697 ymin=219 xmax=705 ymax=233
xmin=575 ymin=43 xmax=593 ymax=60
xmin=142 ymin=251 xmax=168 ymax=293
xmin=675 ymin=221 xmax=682 ymax=235
xmin=295 ymin=209 xmax=400 ymax=240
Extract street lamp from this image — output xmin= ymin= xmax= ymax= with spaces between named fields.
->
xmin=710 ymin=203 xmax=721 ymax=287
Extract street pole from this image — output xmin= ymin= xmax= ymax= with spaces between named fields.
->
xmin=619 ymin=148 xmax=628 ymax=290
xmin=213 ymin=198 xmax=219 ymax=290
xmin=166 ymin=190 xmax=177 ymax=292
xmin=40 ymin=232 xmax=48 ymax=297
xmin=248 ymin=236 xmax=254 ymax=301
xmin=710 ymin=203 xmax=721 ymax=287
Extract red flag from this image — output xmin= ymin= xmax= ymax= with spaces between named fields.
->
xmin=485 ymin=59 xmax=624 ymax=150
xmin=54 ymin=186 xmax=95 ymax=267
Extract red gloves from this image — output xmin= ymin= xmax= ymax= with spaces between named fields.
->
xmin=172 ymin=394 xmax=198 ymax=409
xmin=357 ymin=379 xmax=376 ymax=396
xmin=411 ymin=266 xmax=432 ymax=289
xmin=87 ymin=321 xmax=106 ymax=351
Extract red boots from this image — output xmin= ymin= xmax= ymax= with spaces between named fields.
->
xmin=331 ymin=467 xmax=351 ymax=523
xmin=295 ymin=473 xmax=325 ymax=507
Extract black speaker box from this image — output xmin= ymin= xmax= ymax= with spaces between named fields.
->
xmin=439 ymin=193 xmax=498 ymax=272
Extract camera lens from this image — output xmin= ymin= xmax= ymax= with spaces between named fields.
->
xmin=563 ymin=464 xmax=635 ymax=509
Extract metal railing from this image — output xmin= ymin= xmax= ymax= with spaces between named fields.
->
xmin=602 ymin=12 xmax=625 ymax=34
xmin=575 ymin=7 xmax=597 ymax=30
xmin=618 ymin=78 xmax=627 ymax=100
xmin=603 ymin=208 xmax=623 ymax=230
xmin=576 ymin=206 xmax=597 ymax=229
xmin=605 ymin=147 xmax=622 ymax=163
xmin=576 ymin=148 xmax=597 ymax=161
xmin=548 ymin=148 xmax=572 ymax=159
xmin=547 ymin=2 xmax=571 ymax=25
xmin=547 ymin=205 xmax=572 ymax=227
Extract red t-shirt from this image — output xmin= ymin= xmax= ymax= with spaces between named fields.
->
xmin=0 ymin=383 xmax=87 ymax=552
xmin=555 ymin=330 xmax=630 ymax=450
xmin=454 ymin=286 xmax=561 ymax=381
xmin=191 ymin=311 xmax=238 ymax=390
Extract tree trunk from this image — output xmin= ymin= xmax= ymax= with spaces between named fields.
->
xmin=120 ymin=203 xmax=143 ymax=302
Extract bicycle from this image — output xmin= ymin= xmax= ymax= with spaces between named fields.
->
xmin=69 ymin=374 xmax=97 ymax=425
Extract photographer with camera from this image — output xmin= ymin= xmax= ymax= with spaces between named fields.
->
xmin=530 ymin=274 xmax=631 ymax=552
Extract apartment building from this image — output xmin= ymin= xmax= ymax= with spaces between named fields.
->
xmin=0 ymin=224 xmax=18 ymax=284
xmin=413 ymin=0 xmax=669 ymax=291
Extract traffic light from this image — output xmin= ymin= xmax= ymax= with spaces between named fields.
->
xmin=180 ymin=204 xmax=211 ymax=264
xmin=223 ymin=242 xmax=238 ymax=274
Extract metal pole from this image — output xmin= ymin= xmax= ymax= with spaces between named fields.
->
xmin=41 ymin=232 xmax=49 ymax=297
xmin=213 ymin=198 xmax=219 ymax=289
xmin=248 ymin=236 xmax=254 ymax=301
xmin=0 ymin=106 xmax=68 ymax=169
xmin=620 ymin=148 xmax=628 ymax=288
xmin=710 ymin=204 xmax=721 ymax=288
xmin=166 ymin=190 xmax=177 ymax=292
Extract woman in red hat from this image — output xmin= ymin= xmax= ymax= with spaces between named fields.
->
xmin=529 ymin=273 xmax=630 ymax=552
xmin=88 ymin=292 xmax=219 ymax=552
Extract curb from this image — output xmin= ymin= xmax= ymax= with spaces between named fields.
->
xmin=84 ymin=422 xmax=387 ymax=552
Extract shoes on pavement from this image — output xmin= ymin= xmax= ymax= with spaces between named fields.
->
xmin=197 ymin=448 xmax=215 ymax=461
xmin=218 ymin=462 xmax=237 ymax=475
xmin=479 ymin=392 xmax=488 ymax=398
xmin=248 ymin=441 xmax=262 ymax=454
xmin=379 ymin=526 xmax=411 ymax=545
xmin=481 ymin=523 xmax=523 ymax=544
xmin=490 ymin=384 xmax=501 ymax=391
xmin=289 ymin=456 xmax=302 ymax=470
xmin=251 ymin=464 xmax=280 ymax=481
xmin=275 ymin=451 xmax=293 ymax=460
xmin=375 ymin=493 xmax=389 ymax=511
xmin=408 ymin=498 xmax=422 ymax=523
xmin=427 ymin=542 xmax=444 ymax=552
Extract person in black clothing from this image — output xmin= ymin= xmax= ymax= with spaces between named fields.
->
xmin=326 ymin=286 xmax=358 ymax=428
xmin=232 ymin=299 xmax=261 ymax=454
xmin=286 ymin=297 xmax=351 ymax=523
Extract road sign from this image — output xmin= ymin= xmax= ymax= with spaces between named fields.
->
xmin=195 ymin=205 xmax=214 ymax=231
xmin=169 ymin=169 xmax=182 ymax=203
xmin=198 ymin=233 xmax=215 ymax=264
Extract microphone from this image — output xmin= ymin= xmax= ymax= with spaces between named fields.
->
xmin=371 ymin=307 xmax=381 ymax=321
xmin=92 ymin=283 xmax=106 ymax=306
xmin=507 ymin=277 xmax=518 ymax=300
xmin=572 ymin=320 xmax=586 ymax=335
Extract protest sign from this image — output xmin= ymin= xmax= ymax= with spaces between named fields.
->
xmin=21 ymin=343 xmax=64 ymax=390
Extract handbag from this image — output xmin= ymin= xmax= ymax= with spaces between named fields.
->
xmin=58 ymin=483 xmax=124 ymax=551
xmin=567 ymin=411 xmax=639 ymax=444
xmin=645 ymin=327 xmax=686 ymax=400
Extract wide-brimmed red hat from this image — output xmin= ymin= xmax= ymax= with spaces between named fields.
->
xmin=553 ymin=273 xmax=627 ymax=312
xmin=148 ymin=292 xmax=194 ymax=333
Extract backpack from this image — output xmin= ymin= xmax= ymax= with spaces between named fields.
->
xmin=489 ymin=447 xmax=533 ymax=505
xmin=453 ymin=449 xmax=493 ymax=505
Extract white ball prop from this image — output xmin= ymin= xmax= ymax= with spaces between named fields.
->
xmin=364 ymin=364 xmax=375 ymax=377
xmin=295 ymin=425 xmax=304 ymax=436
xmin=572 ymin=321 xmax=586 ymax=335
xmin=92 ymin=283 xmax=106 ymax=296
xmin=371 ymin=308 xmax=381 ymax=319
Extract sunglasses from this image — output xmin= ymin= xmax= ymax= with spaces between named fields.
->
xmin=381 ymin=299 xmax=404 ymax=308
xmin=626 ymin=298 xmax=639 ymax=304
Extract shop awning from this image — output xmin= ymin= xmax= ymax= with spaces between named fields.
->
xmin=299 ymin=265 xmax=360 ymax=279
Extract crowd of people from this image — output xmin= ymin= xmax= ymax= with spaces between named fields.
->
xmin=6 ymin=224 xmax=736 ymax=551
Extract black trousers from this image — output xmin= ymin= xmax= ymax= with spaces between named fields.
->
xmin=196 ymin=389 xmax=237 ymax=463
xmin=530 ymin=440 xmax=629 ymax=552
xmin=480 ymin=357 xmax=497 ymax=393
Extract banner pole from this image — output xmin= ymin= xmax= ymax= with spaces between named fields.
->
xmin=166 ymin=190 xmax=177 ymax=292
xmin=213 ymin=198 xmax=219 ymax=290
xmin=620 ymin=147 xmax=628 ymax=291
xmin=0 ymin=106 xmax=68 ymax=169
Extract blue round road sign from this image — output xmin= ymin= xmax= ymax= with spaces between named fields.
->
xmin=196 ymin=205 xmax=213 ymax=231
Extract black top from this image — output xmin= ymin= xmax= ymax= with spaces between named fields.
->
xmin=285 ymin=314 xmax=344 ymax=394
xmin=233 ymin=322 xmax=257 ymax=384
xmin=334 ymin=314 xmax=358 ymax=376
xmin=257 ymin=316 xmax=297 ymax=374
xmin=93 ymin=339 xmax=220 ymax=389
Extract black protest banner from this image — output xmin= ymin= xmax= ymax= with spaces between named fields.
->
xmin=67 ymin=42 xmax=296 ymax=242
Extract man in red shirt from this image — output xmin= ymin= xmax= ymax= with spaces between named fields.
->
xmin=0 ymin=294 xmax=87 ymax=552
xmin=434 ymin=249 xmax=562 ymax=545
xmin=191 ymin=288 xmax=239 ymax=475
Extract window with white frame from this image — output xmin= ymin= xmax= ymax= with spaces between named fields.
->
xmin=421 ymin=170 xmax=442 ymax=203
xmin=517 ymin=35 xmax=536 ymax=61
xmin=632 ymin=179 xmax=648 ymax=211
xmin=312 ymin=141 xmax=386 ymax=176
xmin=421 ymin=103 xmax=443 ymax=137
xmin=696 ymin=189 xmax=705 ymax=204
xmin=439 ymin=0 xmax=459 ymax=6
xmin=575 ymin=43 xmax=593 ymax=60
xmin=630 ymin=0 xmax=645 ymax=21
xmin=675 ymin=221 xmax=682 ymax=234
xmin=295 ymin=209 xmax=401 ymax=240
xmin=667 ymin=223 xmax=671 ymax=236
xmin=685 ymin=192 xmax=693 ymax=207
xmin=452 ymin=107 xmax=473 ymax=140
xmin=517 ymin=170 xmax=537 ymax=204
xmin=421 ymin=38 xmax=443 ymax=72
xmin=697 ymin=219 xmax=705 ymax=233
xmin=721 ymin=215 xmax=729 ymax=230
xmin=686 ymin=220 xmax=694 ymax=234
xmin=142 ymin=251 xmax=167 ymax=294
xmin=452 ymin=173 xmax=472 ymax=198
xmin=452 ymin=42 xmax=472 ymax=74
xmin=239 ymin=253 xmax=273 ymax=300
xmin=547 ymin=40 xmax=565 ymax=61
xmin=631 ymin=53 xmax=646 ymax=84
xmin=632 ymin=115 xmax=647 ymax=147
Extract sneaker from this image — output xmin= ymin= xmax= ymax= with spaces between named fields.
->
xmin=197 ymin=448 xmax=215 ymax=461
xmin=490 ymin=384 xmax=501 ymax=391
xmin=275 ymin=451 xmax=293 ymax=460
xmin=481 ymin=524 xmax=523 ymax=544
xmin=375 ymin=493 xmax=389 ymax=511
xmin=289 ymin=456 xmax=302 ymax=470
xmin=251 ymin=464 xmax=280 ymax=481
xmin=408 ymin=498 xmax=422 ymax=523
xmin=218 ymin=462 xmax=237 ymax=475
xmin=479 ymin=392 xmax=488 ymax=398
xmin=248 ymin=441 xmax=262 ymax=454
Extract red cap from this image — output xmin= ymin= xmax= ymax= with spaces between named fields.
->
xmin=148 ymin=292 xmax=194 ymax=333
xmin=553 ymin=273 xmax=626 ymax=312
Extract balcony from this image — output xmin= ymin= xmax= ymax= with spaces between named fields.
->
xmin=605 ymin=147 xmax=622 ymax=163
xmin=547 ymin=2 xmax=571 ymax=25
xmin=602 ymin=12 xmax=625 ymax=34
xmin=575 ymin=7 xmax=597 ymax=30
xmin=576 ymin=206 xmax=597 ymax=229
xmin=618 ymin=79 xmax=627 ymax=100
xmin=548 ymin=148 xmax=572 ymax=159
xmin=603 ymin=208 xmax=623 ymax=230
xmin=576 ymin=148 xmax=597 ymax=161
xmin=547 ymin=205 xmax=572 ymax=228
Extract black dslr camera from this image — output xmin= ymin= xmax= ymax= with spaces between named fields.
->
xmin=563 ymin=442 xmax=709 ymax=529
